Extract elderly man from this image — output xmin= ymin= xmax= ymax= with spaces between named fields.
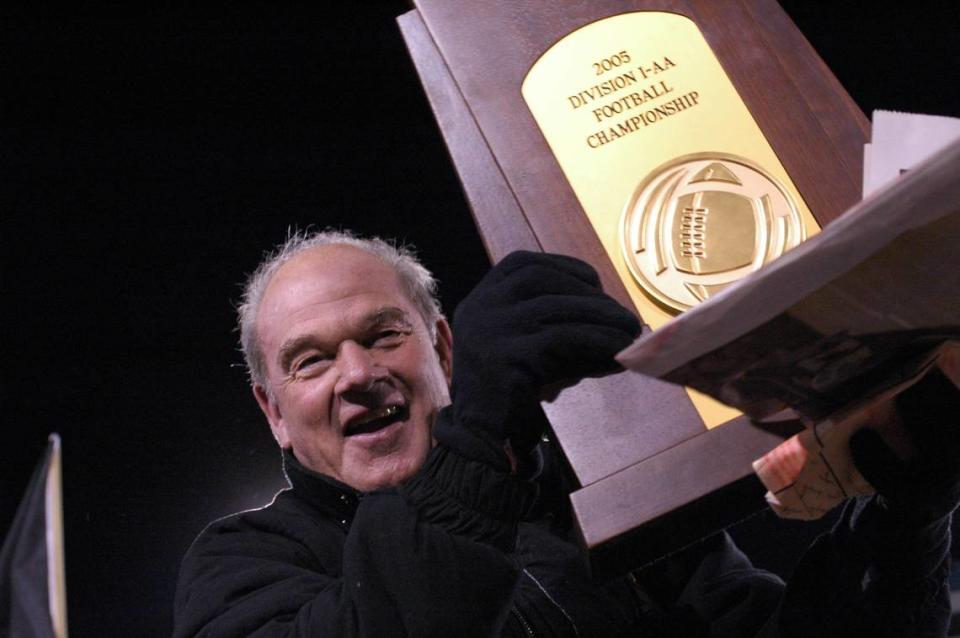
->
xmin=174 ymin=230 xmax=958 ymax=636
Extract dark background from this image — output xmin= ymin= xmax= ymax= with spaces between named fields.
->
xmin=2 ymin=2 xmax=958 ymax=635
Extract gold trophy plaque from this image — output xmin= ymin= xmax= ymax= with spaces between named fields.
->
xmin=521 ymin=12 xmax=818 ymax=427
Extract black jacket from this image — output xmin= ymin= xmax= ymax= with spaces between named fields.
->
xmin=174 ymin=416 xmax=951 ymax=637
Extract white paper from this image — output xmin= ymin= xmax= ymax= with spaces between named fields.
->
xmin=864 ymin=110 xmax=960 ymax=197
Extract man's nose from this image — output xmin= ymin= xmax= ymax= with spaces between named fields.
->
xmin=334 ymin=340 xmax=384 ymax=394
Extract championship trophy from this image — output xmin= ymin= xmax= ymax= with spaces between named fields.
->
xmin=398 ymin=0 xmax=868 ymax=576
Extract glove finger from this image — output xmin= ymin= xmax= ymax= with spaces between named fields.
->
xmin=521 ymin=323 xmax=640 ymax=382
xmin=486 ymin=264 xmax=611 ymax=306
xmin=849 ymin=428 xmax=908 ymax=496
xmin=490 ymin=251 xmax=602 ymax=289
xmin=518 ymin=293 xmax=641 ymax=338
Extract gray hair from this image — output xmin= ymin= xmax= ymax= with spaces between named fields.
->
xmin=237 ymin=229 xmax=442 ymax=390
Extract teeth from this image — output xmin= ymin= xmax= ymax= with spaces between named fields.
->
xmin=355 ymin=405 xmax=399 ymax=426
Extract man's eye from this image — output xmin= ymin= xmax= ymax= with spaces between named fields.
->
xmin=294 ymin=354 xmax=330 ymax=374
xmin=372 ymin=330 xmax=405 ymax=348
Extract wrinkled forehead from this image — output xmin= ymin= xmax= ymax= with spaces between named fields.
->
xmin=256 ymin=244 xmax=412 ymax=334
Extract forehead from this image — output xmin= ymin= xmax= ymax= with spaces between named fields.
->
xmin=256 ymin=245 xmax=414 ymax=338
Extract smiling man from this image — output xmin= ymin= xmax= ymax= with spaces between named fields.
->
xmin=174 ymin=230 xmax=959 ymax=637
xmin=249 ymin=241 xmax=452 ymax=492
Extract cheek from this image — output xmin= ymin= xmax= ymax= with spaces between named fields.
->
xmin=283 ymin=378 xmax=337 ymax=424
xmin=429 ymin=366 xmax=451 ymax=405
xmin=414 ymin=353 xmax=451 ymax=408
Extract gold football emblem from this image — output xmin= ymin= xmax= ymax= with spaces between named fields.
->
xmin=620 ymin=153 xmax=805 ymax=313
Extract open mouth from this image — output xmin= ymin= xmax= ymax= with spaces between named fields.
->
xmin=344 ymin=405 xmax=408 ymax=436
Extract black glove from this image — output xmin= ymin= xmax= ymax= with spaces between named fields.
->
xmin=850 ymin=368 xmax=960 ymax=527
xmin=448 ymin=250 xmax=641 ymax=453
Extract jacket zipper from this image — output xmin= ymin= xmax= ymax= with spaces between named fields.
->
xmin=511 ymin=605 xmax=536 ymax=637
xmin=522 ymin=568 xmax=580 ymax=637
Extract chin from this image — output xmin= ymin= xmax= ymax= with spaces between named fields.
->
xmin=355 ymin=449 xmax=430 ymax=492
xmin=354 ymin=468 xmax=414 ymax=492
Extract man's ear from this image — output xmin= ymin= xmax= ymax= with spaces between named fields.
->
xmin=434 ymin=317 xmax=453 ymax=384
xmin=253 ymin=384 xmax=291 ymax=448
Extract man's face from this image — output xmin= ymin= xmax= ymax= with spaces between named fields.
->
xmin=253 ymin=245 xmax=452 ymax=492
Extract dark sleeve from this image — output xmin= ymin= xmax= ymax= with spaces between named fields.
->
xmin=661 ymin=532 xmax=786 ymax=638
xmin=759 ymin=495 xmax=951 ymax=638
xmin=761 ymin=368 xmax=957 ymax=638
xmin=659 ymin=499 xmax=949 ymax=638
xmin=173 ymin=439 xmax=538 ymax=637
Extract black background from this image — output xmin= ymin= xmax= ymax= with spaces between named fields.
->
xmin=2 ymin=2 xmax=958 ymax=635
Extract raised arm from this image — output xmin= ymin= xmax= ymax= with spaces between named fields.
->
xmin=173 ymin=251 xmax=640 ymax=637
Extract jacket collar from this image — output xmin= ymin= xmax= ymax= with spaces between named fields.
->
xmin=282 ymin=449 xmax=362 ymax=530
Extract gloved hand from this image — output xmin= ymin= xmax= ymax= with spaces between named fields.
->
xmin=849 ymin=367 xmax=960 ymax=527
xmin=448 ymin=250 xmax=641 ymax=453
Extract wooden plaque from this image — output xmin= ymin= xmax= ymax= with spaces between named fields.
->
xmin=398 ymin=0 xmax=867 ymax=577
